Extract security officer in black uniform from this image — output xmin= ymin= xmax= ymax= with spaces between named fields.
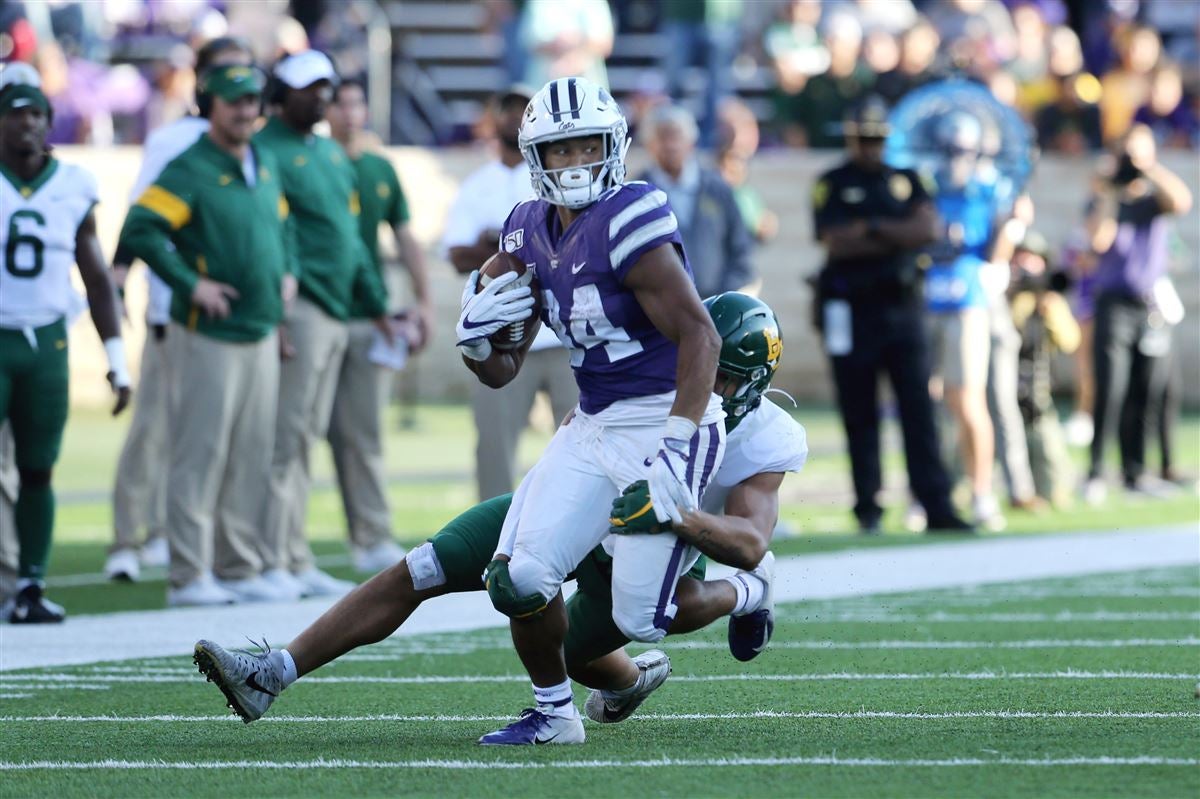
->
xmin=811 ymin=96 xmax=972 ymax=534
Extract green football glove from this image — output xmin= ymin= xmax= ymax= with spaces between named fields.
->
xmin=609 ymin=480 xmax=672 ymax=536
xmin=483 ymin=559 xmax=547 ymax=619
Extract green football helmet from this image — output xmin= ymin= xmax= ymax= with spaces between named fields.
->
xmin=703 ymin=292 xmax=784 ymax=432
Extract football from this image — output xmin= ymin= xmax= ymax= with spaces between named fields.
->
xmin=477 ymin=250 xmax=541 ymax=351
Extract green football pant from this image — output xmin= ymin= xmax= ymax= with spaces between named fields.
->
xmin=428 ymin=494 xmax=706 ymax=667
xmin=0 ymin=320 xmax=70 ymax=580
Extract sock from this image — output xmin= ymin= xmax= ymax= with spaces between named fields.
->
xmin=270 ymin=649 xmax=299 ymax=689
xmin=532 ymin=679 xmax=576 ymax=716
xmin=724 ymin=572 xmax=766 ymax=616
xmin=16 ymin=483 xmax=54 ymax=581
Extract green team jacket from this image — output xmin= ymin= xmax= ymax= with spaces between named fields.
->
xmin=254 ymin=116 xmax=386 ymax=321
xmin=348 ymin=150 xmax=409 ymax=319
xmin=119 ymin=134 xmax=292 ymax=343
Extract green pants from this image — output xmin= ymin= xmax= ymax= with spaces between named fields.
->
xmin=429 ymin=494 xmax=706 ymax=667
xmin=0 ymin=320 xmax=70 ymax=580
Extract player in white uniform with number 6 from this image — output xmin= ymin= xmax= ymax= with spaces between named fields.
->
xmin=0 ymin=65 xmax=131 ymax=623
xmin=455 ymin=77 xmax=748 ymax=745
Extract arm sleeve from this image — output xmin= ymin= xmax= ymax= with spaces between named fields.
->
xmin=720 ymin=181 xmax=756 ymax=292
xmin=118 ymin=164 xmax=199 ymax=297
xmin=607 ymin=185 xmax=681 ymax=282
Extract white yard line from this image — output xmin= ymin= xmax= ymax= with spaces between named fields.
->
xmin=0 ymin=756 xmax=1194 ymax=771
xmin=2 ymin=710 xmax=1196 ymax=723
xmin=2 ymin=525 xmax=1196 ymax=672
xmin=3 ymin=670 xmax=1195 ymax=685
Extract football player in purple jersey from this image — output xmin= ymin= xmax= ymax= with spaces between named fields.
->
xmin=453 ymin=77 xmax=752 ymax=745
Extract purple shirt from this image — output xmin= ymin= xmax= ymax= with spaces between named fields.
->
xmin=1094 ymin=194 xmax=1170 ymax=300
xmin=502 ymin=181 xmax=688 ymax=414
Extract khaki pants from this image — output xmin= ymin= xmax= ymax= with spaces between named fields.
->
xmin=165 ymin=325 xmax=278 ymax=588
xmin=472 ymin=347 xmax=578 ymax=501
xmin=1025 ymin=412 xmax=1074 ymax=506
xmin=111 ymin=327 xmax=170 ymax=553
xmin=987 ymin=302 xmax=1036 ymax=503
xmin=0 ymin=425 xmax=16 ymax=601
xmin=262 ymin=297 xmax=349 ymax=573
xmin=328 ymin=320 xmax=393 ymax=549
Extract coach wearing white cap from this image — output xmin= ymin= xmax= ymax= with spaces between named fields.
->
xmin=255 ymin=51 xmax=392 ymax=598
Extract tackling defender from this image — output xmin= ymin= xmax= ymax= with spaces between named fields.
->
xmin=195 ymin=292 xmax=804 ymax=730
xmin=456 ymin=76 xmax=736 ymax=745
xmin=0 ymin=66 xmax=132 ymax=622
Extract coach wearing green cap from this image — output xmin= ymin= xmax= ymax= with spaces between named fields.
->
xmin=120 ymin=63 xmax=295 ymax=607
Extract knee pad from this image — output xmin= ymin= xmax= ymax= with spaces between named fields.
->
xmin=17 ymin=468 xmax=52 ymax=489
xmin=611 ymin=600 xmax=669 ymax=644
xmin=507 ymin=555 xmax=557 ymax=604
xmin=405 ymin=542 xmax=446 ymax=591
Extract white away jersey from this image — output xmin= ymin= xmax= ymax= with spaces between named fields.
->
xmin=701 ymin=399 xmax=808 ymax=514
xmin=0 ymin=159 xmax=99 ymax=329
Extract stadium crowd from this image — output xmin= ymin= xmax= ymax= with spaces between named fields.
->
xmin=0 ymin=0 xmax=1195 ymax=622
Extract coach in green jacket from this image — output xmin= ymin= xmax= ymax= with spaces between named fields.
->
xmin=120 ymin=64 xmax=292 ymax=607
xmin=253 ymin=50 xmax=390 ymax=598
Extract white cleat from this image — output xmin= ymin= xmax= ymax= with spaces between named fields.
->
xmin=105 ymin=548 xmax=141 ymax=582
xmin=478 ymin=705 xmax=586 ymax=745
xmin=194 ymin=639 xmax=283 ymax=723
xmin=584 ymin=649 xmax=671 ymax=723
xmin=167 ymin=575 xmax=237 ymax=607
xmin=353 ymin=540 xmax=407 ymax=574
xmin=140 ymin=536 xmax=170 ymax=567
xmin=216 ymin=576 xmax=296 ymax=603
xmin=261 ymin=568 xmax=306 ymax=600
xmin=295 ymin=567 xmax=356 ymax=597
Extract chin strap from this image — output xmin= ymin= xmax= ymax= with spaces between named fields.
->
xmin=764 ymin=388 xmax=798 ymax=408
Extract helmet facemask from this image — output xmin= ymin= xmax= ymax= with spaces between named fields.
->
xmin=524 ymin=129 xmax=630 ymax=209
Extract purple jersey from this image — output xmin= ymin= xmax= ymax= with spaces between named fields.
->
xmin=501 ymin=181 xmax=690 ymax=414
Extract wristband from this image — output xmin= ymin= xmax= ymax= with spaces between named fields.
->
xmin=458 ymin=338 xmax=492 ymax=362
xmin=663 ymin=415 xmax=698 ymax=441
xmin=103 ymin=337 xmax=131 ymax=388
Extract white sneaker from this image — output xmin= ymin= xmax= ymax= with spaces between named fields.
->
xmin=216 ymin=576 xmax=295 ymax=603
xmin=168 ymin=575 xmax=237 ymax=607
xmin=352 ymin=540 xmax=407 ymax=574
xmin=140 ymin=536 xmax=169 ymax=567
xmin=260 ymin=569 xmax=306 ymax=600
xmin=194 ymin=639 xmax=283 ymax=723
xmin=584 ymin=649 xmax=671 ymax=724
xmin=972 ymin=494 xmax=1006 ymax=532
xmin=295 ymin=567 xmax=356 ymax=597
xmin=1065 ymin=411 xmax=1094 ymax=447
xmin=1082 ymin=476 xmax=1107 ymax=506
xmin=903 ymin=502 xmax=928 ymax=533
xmin=105 ymin=548 xmax=141 ymax=582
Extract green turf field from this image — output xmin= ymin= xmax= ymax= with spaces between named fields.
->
xmin=1 ymin=565 xmax=1197 ymax=798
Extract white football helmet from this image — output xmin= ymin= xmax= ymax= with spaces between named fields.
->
xmin=518 ymin=77 xmax=630 ymax=209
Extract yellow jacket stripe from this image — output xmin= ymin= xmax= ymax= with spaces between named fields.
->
xmin=136 ymin=185 xmax=192 ymax=230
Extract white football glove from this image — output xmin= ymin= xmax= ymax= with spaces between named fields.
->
xmin=455 ymin=269 xmax=535 ymax=361
xmin=646 ymin=415 xmax=699 ymax=524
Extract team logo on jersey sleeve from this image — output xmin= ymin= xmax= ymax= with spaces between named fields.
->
xmin=503 ymin=229 xmax=524 ymax=252
xmin=377 ymin=182 xmax=390 ymax=199
xmin=889 ymin=174 xmax=912 ymax=201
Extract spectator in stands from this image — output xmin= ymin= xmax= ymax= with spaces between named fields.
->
xmin=1008 ymin=2 xmax=1051 ymax=95
xmin=1008 ymin=231 xmax=1080 ymax=508
xmin=873 ymin=17 xmax=940 ymax=105
xmin=717 ymin=145 xmax=778 ymax=248
xmin=441 ymin=86 xmax=577 ymax=501
xmin=1033 ymin=26 xmax=1103 ymax=154
xmin=1084 ymin=124 xmax=1192 ymax=503
xmin=1133 ymin=62 xmax=1199 ymax=150
xmin=826 ymin=0 xmax=917 ymax=37
xmin=861 ymin=27 xmax=900 ymax=85
xmin=659 ymin=0 xmax=741 ymax=149
xmin=779 ymin=13 xmax=872 ymax=148
xmin=518 ymin=0 xmax=613 ymax=89
xmin=1099 ymin=24 xmax=1161 ymax=143
xmin=639 ymin=104 xmax=757 ymax=298
xmin=764 ymin=0 xmax=826 ymax=100
xmin=926 ymin=0 xmax=1017 ymax=65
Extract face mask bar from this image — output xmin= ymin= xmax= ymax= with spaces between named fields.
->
xmin=522 ymin=129 xmax=629 ymax=208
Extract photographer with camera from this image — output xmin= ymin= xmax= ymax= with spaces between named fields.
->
xmin=1009 ymin=231 xmax=1080 ymax=508
xmin=1083 ymin=123 xmax=1192 ymax=503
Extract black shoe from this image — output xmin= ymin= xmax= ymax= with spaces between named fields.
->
xmin=5 ymin=583 xmax=66 ymax=624
xmin=926 ymin=514 xmax=977 ymax=534
xmin=858 ymin=518 xmax=882 ymax=535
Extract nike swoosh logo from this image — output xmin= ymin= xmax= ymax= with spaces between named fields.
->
xmin=245 ymin=671 xmax=278 ymax=697
xmin=643 ymin=457 xmax=653 ymax=467
xmin=460 ymin=318 xmax=491 ymax=330
xmin=535 ymin=730 xmax=561 ymax=744
xmin=570 ymin=262 xmax=586 ymax=274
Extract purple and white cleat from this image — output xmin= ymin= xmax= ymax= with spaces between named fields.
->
xmin=728 ymin=551 xmax=775 ymax=662
xmin=478 ymin=705 xmax=585 ymax=746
